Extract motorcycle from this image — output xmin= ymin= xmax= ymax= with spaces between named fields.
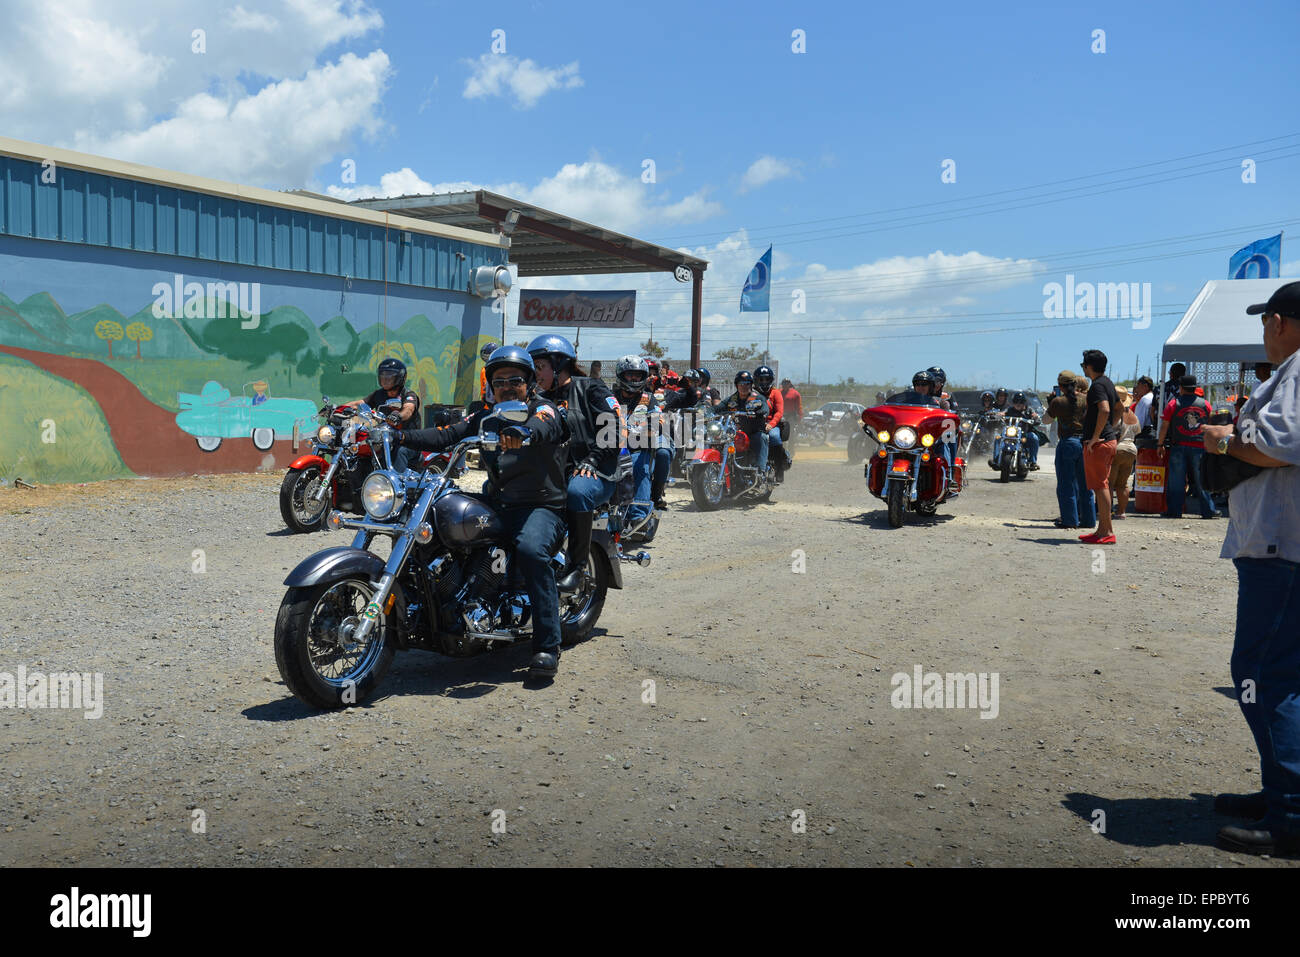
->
xmin=273 ymin=401 xmax=649 ymax=709
xmin=278 ymin=398 xmax=453 ymax=533
xmin=687 ymin=410 xmax=777 ymax=510
xmin=959 ymin=411 xmax=1001 ymax=461
xmin=990 ymin=417 xmax=1031 ymax=482
xmin=862 ymin=401 xmax=964 ymax=528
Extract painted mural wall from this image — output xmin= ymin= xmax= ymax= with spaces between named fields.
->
xmin=0 ymin=235 xmax=495 ymax=484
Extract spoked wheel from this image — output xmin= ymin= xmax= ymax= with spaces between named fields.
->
xmin=274 ymin=577 xmax=395 ymax=710
xmin=690 ymin=462 xmax=726 ymax=511
xmin=279 ymin=466 xmax=330 ymax=533
xmin=560 ymin=550 xmax=609 ymax=646
xmin=886 ymin=481 xmax=907 ymax=527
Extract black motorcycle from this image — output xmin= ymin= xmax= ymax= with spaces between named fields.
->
xmin=273 ymin=402 xmax=649 ymax=709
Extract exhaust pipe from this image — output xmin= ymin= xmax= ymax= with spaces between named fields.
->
xmin=619 ymin=550 xmax=651 ymax=567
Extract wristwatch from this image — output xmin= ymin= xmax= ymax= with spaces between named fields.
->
xmin=1215 ymin=435 xmax=1230 ymax=455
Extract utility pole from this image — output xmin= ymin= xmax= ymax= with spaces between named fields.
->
xmin=795 ymin=333 xmax=812 ymax=384
xmin=1033 ymin=339 xmax=1040 ymax=393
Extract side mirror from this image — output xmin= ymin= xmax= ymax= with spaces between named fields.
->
xmin=491 ymin=400 xmax=530 ymax=423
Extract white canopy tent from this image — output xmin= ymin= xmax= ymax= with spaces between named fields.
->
xmin=1162 ymin=279 xmax=1276 ymax=364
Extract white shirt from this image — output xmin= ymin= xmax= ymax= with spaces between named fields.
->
xmin=1133 ymin=392 xmax=1153 ymax=429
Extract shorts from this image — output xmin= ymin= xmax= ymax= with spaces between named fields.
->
xmin=1084 ymin=439 xmax=1117 ymax=491
xmin=1109 ymin=447 xmax=1136 ymax=492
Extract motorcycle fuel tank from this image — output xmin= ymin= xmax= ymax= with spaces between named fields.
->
xmin=432 ymin=492 xmax=504 ymax=548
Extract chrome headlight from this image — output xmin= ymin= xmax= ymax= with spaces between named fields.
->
xmin=317 ymin=425 xmax=337 ymax=444
xmin=361 ymin=471 xmax=405 ymax=520
xmin=706 ymin=421 xmax=724 ymax=440
xmin=1005 ymin=426 xmax=1020 ymax=436
xmin=894 ymin=427 xmax=917 ymax=449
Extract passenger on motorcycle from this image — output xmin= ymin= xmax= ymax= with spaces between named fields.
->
xmin=992 ymin=387 xmax=1009 ymax=413
xmin=754 ymin=365 xmax=792 ymax=481
xmin=530 ymin=334 xmax=622 ymax=596
xmin=714 ymin=370 xmax=772 ymax=472
xmin=927 ymin=365 xmax=958 ymax=469
xmin=355 ymin=357 xmax=421 ymax=471
xmin=393 ymin=346 xmax=569 ymax=678
xmin=697 ymin=367 xmax=721 ymax=407
xmin=612 ymin=355 xmax=672 ymax=523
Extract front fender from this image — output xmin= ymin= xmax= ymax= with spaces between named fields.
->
xmin=691 ymin=448 xmax=723 ymax=465
xmin=284 ymin=546 xmax=386 ymax=588
xmin=288 ymin=453 xmax=329 ymax=471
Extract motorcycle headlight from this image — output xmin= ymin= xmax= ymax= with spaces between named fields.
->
xmin=1006 ymin=426 xmax=1019 ymax=436
xmin=876 ymin=430 xmax=891 ymax=443
xmin=707 ymin=421 xmax=724 ymax=440
xmin=317 ymin=425 xmax=337 ymax=444
xmin=920 ymin=433 xmax=936 ymax=447
xmin=894 ymin=427 xmax=917 ymax=449
xmin=361 ymin=471 xmax=405 ymax=520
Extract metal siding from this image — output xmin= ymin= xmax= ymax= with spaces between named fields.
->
xmin=58 ymin=167 xmax=84 ymax=242
xmin=256 ymin=205 xmax=273 ymax=267
xmin=323 ymin=216 xmax=339 ymax=274
xmin=34 ymin=169 xmax=58 ymax=240
xmin=110 ymin=179 xmax=132 ymax=247
xmin=85 ymin=174 xmax=109 ymax=245
xmin=307 ymin=213 xmax=324 ymax=273
xmin=217 ymin=198 xmax=237 ymax=262
xmin=339 ymin=220 xmax=354 ymax=276
xmin=291 ymin=211 xmax=307 ymax=271
xmin=196 ymin=193 xmax=217 ymax=260
xmin=408 ymin=235 xmax=422 ymax=288
xmin=237 ymin=202 xmax=256 ymax=265
xmin=155 ymin=186 xmax=177 ymax=255
xmin=392 ymin=233 xmax=406 ymax=284
xmin=369 ymin=227 xmax=383 ymax=282
xmin=5 ymin=160 xmax=32 ymax=237
xmin=270 ymin=206 xmax=289 ymax=270
xmin=133 ymin=182 xmax=155 ymax=251
xmin=176 ymin=190 xmax=198 ymax=258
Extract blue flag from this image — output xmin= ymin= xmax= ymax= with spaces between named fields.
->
xmin=740 ymin=245 xmax=772 ymax=312
xmin=1229 ymin=233 xmax=1282 ymax=279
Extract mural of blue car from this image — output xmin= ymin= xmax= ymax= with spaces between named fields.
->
xmin=176 ymin=380 xmax=318 ymax=452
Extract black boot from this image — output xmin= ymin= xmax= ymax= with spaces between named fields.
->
xmin=557 ymin=511 xmax=592 ymax=594
xmin=650 ymin=477 xmax=667 ymax=511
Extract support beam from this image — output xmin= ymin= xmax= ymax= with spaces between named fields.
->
xmin=691 ymin=268 xmax=703 ymax=368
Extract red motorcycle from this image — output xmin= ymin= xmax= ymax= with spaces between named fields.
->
xmin=862 ymin=399 xmax=964 ymax=527
xmin=687 ymin=410 xmax=777 ymax=510
xmin=279 ymin=398 xmax=451 ymax=533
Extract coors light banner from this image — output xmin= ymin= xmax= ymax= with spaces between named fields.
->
xmin=517 ymin=289 xmax=636 ymax=329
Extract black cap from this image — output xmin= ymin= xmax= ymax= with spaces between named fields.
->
xmin=1179 ymin=374 xmax=1197 ymax=388
xmin=1246 ymin=280 xmax=1300 ymax=318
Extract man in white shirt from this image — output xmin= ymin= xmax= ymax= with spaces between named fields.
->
xmin=1132 ymin=376 xmax=1155 ymax=429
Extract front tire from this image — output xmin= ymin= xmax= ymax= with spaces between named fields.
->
xmin=886 ymin=481 xmax=906 ymax=528
xmin=1000 ymin=451 xmax=1013 ymax=483
xmin=690 ymin=462 xmax=726 ymax=511
xmin=273 ymin=577 xmax=395 ymax=710
xmin=279 ymin=466 xmax=330 ymax=533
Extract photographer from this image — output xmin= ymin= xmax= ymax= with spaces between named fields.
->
xmin=1204 ymin=281 xmax=1300 ymax=856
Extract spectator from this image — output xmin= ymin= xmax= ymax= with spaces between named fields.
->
xmin=1163 ymin=362 xmax=1187 ymax=410
xmin=1254 ymin=361 xmax=1273 ymax=383
xmin=1110 ymin=386 xmax=1140 ymax=519
xmin=1042 ymin=371 xmax=1094 ymax=529
xmin=589 ymin=360 xmax=605 ymax=387
xmin=1206 ymin=280 xmax=1300 ymax=855
xmin=1157 ymin=373 xmax=1217 ymax=519
xmin=1080 ymin=349 xmax=1121 ymax=544
xmin=1132 ymin=376 xmax=1156 ymax=429
xmin=780 ymin=378 xmax=804 ymax=423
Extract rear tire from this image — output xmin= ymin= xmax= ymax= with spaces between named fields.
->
xmin=690 ymin=463 xmax=725 ymax=511
xmin=560 ymin=550 xmax=609 ymax=646
xmin=274 ymin=577 xmax=395 ymax=710
xmin=886 ymin=481 xmax=906 ymax=528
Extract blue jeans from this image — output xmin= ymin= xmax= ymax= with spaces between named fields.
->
xmin=1164 ymin=444 xmax=1215 ymax=518
xmin=566 ymin=472 xmax=616 ymax=512
xmin=629 ymin=447 xmax=672 ymax=523
xmin=496 ymin=505 xmax=566 ymax=653
xmin=768 ymin=425 xmax=786 ymax=464
xmin=1025 ymin=429 xmax=1040 ymax=465
xmin=1055 ymin=436 xmax=1096 ymax=527
xmin=755 ymin=429 xmax=770 ymax=471
xmin=1231 ymin=557 xmax=1300 ymax=834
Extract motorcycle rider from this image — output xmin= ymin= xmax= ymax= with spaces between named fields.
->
xmin=356 ymin=357 xmax=420 ymax=471
xmin=478 ymin=341 xmax=499 ymax=401
xmin=754 ymin=364 xmax=793 ymax=481
xmin=714 ymin=370 xmax=772 ymax=473
xmin=1003 ymin=390 xmax=1043 ymax=471
xmin=393 ymin=346 xmax=569 ymax=679
xmin=612 ymin=355 xmax=673 ymax=524
xmin=529 ymin=334 xmax=622 ymax=595
xmin=992 ymin=387 xmax=1010 ymax=413
xmin=886 ymin=370 xmax=939 ymax=405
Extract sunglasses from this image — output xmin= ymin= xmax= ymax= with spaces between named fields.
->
xmin=491 ymin=376 xmax=528 ymax=389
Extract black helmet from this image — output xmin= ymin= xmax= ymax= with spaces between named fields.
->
xmin=734 ymin=370 xmax=754 ymax=386
xmin=927 ymin=366 xmax=947 ymax=387
xmin=697 ymin=367 xmax=711 ymax=386
xmin=484 ymin=346 xmax=536 ymax=388
xmin=1012 ymin=391 xmax=1027 ymax=405
xmin=526 ymin=334 xmax=576 ymax=373
xmin=912 ymin=370 xmax=935 ymax=390
xmin=479 ymin=341 xmax=499 ymax=363
xmin=754 ymin=365 xmax=775 ymax=388
xmin=995 ymin=387 xmax=1008 ymax=399
xmin=377 ymin=357 xmax=407 ymax=391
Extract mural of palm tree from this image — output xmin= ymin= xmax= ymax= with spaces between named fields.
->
xmin=124 ymin=321 xmax=153 ymax=359
xmin=95 ymin=319 xmax=124 ymax=358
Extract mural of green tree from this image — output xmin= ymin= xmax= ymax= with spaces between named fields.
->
xmin=95 ymin=319 xmax=124 ymax=357
xmin=125 ymin=321 xmax=153 ymax=358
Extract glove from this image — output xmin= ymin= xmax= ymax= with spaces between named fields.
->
xmin=385 ymin=412 xmax=402 ymax=426
xmin=502 ymin=425 xmax=532 ymax=442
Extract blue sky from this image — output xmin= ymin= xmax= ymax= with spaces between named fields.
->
xmin=3 ymin=0 xmax=1297 ymax=387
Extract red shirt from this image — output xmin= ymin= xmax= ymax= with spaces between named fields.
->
xmin=781 ymin=387 xmax=803 ymax=419
xmin=761 ymin=386 xmax=784 ymax=429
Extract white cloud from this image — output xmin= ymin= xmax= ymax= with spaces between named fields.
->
xmin=0 ymin=0 xmax=388 ymax=186
xmin=739 ymin=155 xmax=799 ymax=193
xmin=327 ymin=167 xmax=443 ymax=201
xmin=462 ymin=53 xmax=582 ymax=109
xmin=1282 ymin=260 xmax=1300 ymax=276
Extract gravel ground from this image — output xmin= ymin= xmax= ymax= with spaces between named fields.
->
xmin=0 ymin=444 xmax=1290 ymax=867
